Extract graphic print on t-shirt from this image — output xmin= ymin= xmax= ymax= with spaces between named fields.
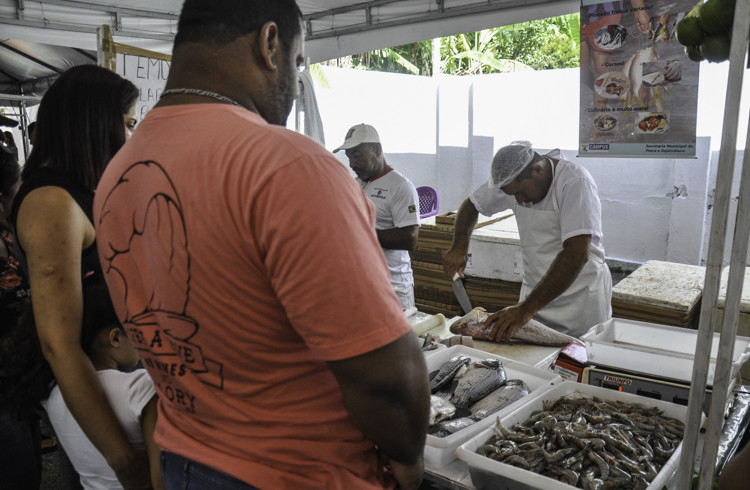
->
xmin=97 ymin=161 xmax=224 ymax=413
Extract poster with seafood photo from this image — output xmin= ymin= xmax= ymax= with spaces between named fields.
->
xmin=579 ymin=0 xmax=699 ymax=157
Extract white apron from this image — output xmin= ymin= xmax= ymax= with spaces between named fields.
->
xmin=515 ymin=163 xmax=611 ymax=338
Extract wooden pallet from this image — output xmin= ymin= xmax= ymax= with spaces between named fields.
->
xmin=413 ymin=210 xmax=518 ymax=317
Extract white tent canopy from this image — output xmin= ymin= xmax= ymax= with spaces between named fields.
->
xmin=0 ymin=0 xmax=576 ymax=125
xmin=0 ymin=1 xmax=577 ymax=69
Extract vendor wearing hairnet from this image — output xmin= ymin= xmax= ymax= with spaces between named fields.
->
xmin=443 ymin=141 xmax=612 ymax=340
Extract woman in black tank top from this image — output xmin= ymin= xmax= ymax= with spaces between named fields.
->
xmin=9 ymin=65 xmax=144 ymax=488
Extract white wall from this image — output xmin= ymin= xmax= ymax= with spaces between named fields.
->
xmin=307 ymin=63 xmax=749 ymax=267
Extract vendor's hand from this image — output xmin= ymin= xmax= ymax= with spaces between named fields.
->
xmin=662 ymin=61 xmax=681 ymax=82
xmin=634 ymin=10 xmax=650 ymax=33
xmin=442 ymin=247 xmax=468 ymax=279
xmin=380 ymin=451 xmax=424 ymax=490
xmin=112 ymin=450 xmax=151 ymax=489
xmin=483 ymin=305 xmax=533 ymax=342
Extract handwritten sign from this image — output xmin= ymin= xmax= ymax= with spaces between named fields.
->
xmin=116 ymin=52 xmax=171 ymax=121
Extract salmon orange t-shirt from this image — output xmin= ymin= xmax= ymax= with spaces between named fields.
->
xmin=94 ymin=104 xmax=412 ymax=489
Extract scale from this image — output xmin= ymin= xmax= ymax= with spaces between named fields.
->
xmin=583 ymin=364 xmax=718 ymax=415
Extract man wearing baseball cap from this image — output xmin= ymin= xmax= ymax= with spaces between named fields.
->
xmin=443 ymin=141 xmax=611 ymax=340
xmin=335 ymin=124 xmax=421 ymax=310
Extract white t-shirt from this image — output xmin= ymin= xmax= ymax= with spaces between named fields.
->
xmin=470 ymin=149 xmax=605 ymax=261
xmin=42 ymin=369 xmax=156 ymax=490
xmin=357 ymin=169 xmax=421 ymax=289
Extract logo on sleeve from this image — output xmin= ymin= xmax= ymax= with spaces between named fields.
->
xmin=408 ymin=204 xmax=417 ymax=213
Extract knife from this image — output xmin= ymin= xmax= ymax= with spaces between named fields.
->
xmin=451 ymin=272 xmax=473 ymax=314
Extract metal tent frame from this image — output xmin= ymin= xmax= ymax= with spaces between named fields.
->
xmin=678 ymin=1 xmax=750 ymax=488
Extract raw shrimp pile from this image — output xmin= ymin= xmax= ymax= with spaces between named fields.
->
xmin=477 ymin=394 xmax=684 ymax=489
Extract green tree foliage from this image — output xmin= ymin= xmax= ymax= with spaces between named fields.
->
xmin=323 ymin=13 xmax=580 ymax=75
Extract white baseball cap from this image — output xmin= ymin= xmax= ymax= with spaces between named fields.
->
xmin=333 ymin=124 xmax=381 ymax=153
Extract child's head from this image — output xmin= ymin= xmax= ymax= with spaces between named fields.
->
xmin=81 ymin=281 xmax=140 ymax=370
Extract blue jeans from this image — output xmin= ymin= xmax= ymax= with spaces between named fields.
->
xmin=161 ymin=451 xmax=260 ymax=490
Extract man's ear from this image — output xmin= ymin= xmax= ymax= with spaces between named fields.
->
xmin=109 ymin=327 xmax=123 ymax=346
xmin=257 ymin=21 xmax=281 ymax=71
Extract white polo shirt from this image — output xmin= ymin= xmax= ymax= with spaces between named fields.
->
xmin=357 ymin=169 xmax=421 ymax=289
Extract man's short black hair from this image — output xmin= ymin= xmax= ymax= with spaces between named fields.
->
xmin=80 ymin=281 xmax=123 ymax=356
xmin=174 ymin=0 xmax=303 ymax=48
xmin=513 ymin=153 xmax=544 ymax=183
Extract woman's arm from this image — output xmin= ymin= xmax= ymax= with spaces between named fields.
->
xmin=141 ymin=395 xmax=164 ymax=490
xmin=17 ymin=187 xmax=149 ymax=489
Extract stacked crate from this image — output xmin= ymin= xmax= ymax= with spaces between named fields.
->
xmin=413 ymin=212 xmax=522 ymax=317
xmin=611 ymin=260 xmax=704 ymax=329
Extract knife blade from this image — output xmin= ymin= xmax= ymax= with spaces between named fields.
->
xmin=451 ymin=272 xmax=473 ymax=314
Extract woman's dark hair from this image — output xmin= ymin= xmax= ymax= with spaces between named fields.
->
xmin=0 ymin=145 xmax=20 ymax=195
xmin=174 ymin=0 xmax=303 ymax=49
xmin=3 ymin=131 xmax=16 ymax=149
xmin=80 ymin=280 xmax=122 ymax=356
xmin=22 ymin=64 xmax=139 ymax=191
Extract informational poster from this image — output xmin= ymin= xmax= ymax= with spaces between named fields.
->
xmin=579 ymin=0 xmax=699 ymax=157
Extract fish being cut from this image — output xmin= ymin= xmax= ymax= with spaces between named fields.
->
xmin=429 ymin=356 xmax=471 ymax=393
xmin=450 ymin=359 xmax=507 ymax=409
xmin=449 ymin=308 xmax=581 ymax=347
xmin=470 ymin=379 xmax=530 ymax=420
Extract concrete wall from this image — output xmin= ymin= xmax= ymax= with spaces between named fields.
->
xmin=305 ymin=62 xmax=749 ymax=268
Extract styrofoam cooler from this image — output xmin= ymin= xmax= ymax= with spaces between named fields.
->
xmin=455 ymin=381 xmax=692 ymax=490
xmin=581 ymin=317 xmax=750 ymax=384
xmin=424 ymin=345 xmax=562 ymax=469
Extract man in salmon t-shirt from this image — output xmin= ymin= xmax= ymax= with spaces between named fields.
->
xmin=93 ymin=1 xmax=430 ymax=489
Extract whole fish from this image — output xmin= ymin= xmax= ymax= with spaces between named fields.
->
xmin=428 ymin=394 xmax=456 ymax=425
xmin=470 ymin=379 xmax=530 ymax=420
xmin=450 ymin=359 xmax=506 ymax=409
xmin=449 ymin=308 xmax=581 ymax=347
xmin=428 ymin=416 xmax=477 ymax=438
xmin=429 ymin=355 xmax=471 ymax=393
xmin=622 ymin=47 xmax=660 ymax=109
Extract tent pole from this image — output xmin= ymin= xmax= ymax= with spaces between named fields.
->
xmin=699 ymin=114 xmax=750 ymax=489
xmin=677 ymin=1 xmax=750 ymax=487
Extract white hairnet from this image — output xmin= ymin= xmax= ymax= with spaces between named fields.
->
xmin=488 ymin=140 xmax=535 ymax=189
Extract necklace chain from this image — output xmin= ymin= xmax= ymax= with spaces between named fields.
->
xmin=160 ymin=88 xmax=244 ymax=108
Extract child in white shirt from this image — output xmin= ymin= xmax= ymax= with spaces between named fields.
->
xmin=42 ymin=282 xmax=163 ymax=490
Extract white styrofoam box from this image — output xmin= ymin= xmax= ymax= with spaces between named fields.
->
xmin=464 ymin=215 xmax=523 ymax=283
xmin=717 ymin=266 xmax=750 ymax=312
xmin=456 ymin=381 xmax=692 ymax=490
xmin=581 ymin=318 xmax=750 ymax=385
xmin=424 ymin=345 xmax=562 ymax=469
